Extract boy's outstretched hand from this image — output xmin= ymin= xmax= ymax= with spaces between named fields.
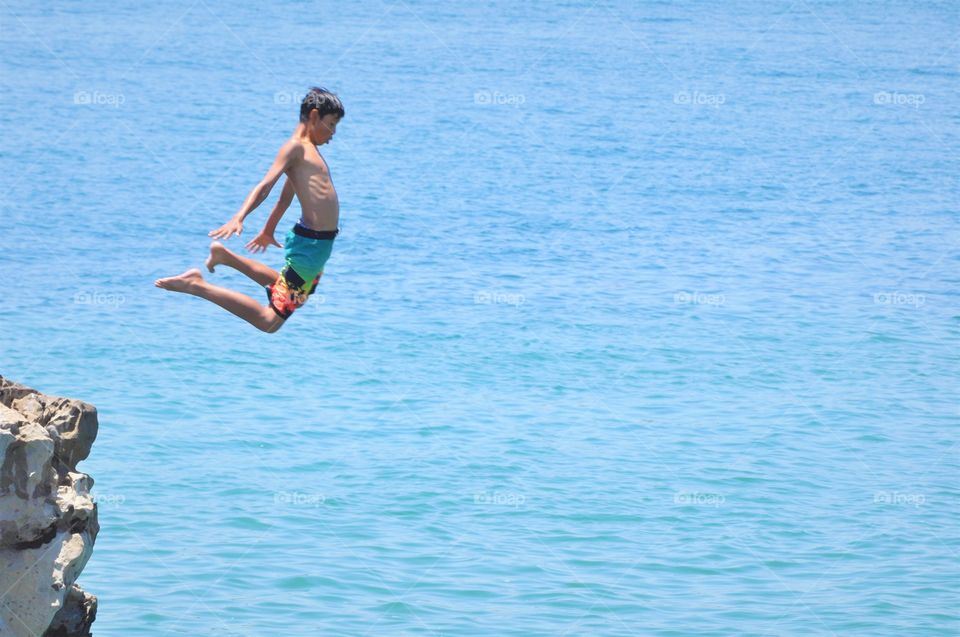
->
xmin=209 ymin=216 xmax=243 ymax=240
xmin=246 ymin=231 xmax=282 ymax=253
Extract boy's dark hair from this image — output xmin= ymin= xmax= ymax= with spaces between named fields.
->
xmin=300 ymin=87 xmax=344 ymax=122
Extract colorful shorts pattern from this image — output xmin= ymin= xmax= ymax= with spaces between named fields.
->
xmin=266 ymin=225 xmax=336 ymax=320
xmin=267 ymin=266 xmax=321 ymax=319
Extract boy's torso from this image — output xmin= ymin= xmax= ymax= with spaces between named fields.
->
xmin=288 ymin=140 xmax=339 ymax=231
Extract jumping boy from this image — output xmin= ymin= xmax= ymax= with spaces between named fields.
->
xmin=155 ymin=87 xmax=344 ymax=333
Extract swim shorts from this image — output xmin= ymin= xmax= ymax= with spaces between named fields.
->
xmin=266 ymin=222 xmax=338 ymax=320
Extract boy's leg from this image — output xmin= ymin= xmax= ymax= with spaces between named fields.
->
xmin=206 ymin=241 xmax=278 ymax=287
xmin=154 ymin=269 xmax=284 ymax=333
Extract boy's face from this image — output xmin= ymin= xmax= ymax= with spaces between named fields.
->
xmin=310 ymin=111 xmax=340 ymax=145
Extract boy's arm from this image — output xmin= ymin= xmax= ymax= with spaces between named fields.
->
xmin=263 ymin=177 xmax=295 ymax=235
xmin=245 ymin=177 xmax=294 ymax=253
xmin=209 ymin=141 xmax=300 ymax=239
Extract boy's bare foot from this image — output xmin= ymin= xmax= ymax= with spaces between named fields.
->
xmin=205 ymin=241 xmax=229 ymax=273
xmin=155 ymin=268 xmax=204 ymax=293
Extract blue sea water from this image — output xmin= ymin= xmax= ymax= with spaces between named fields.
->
xmin=1 ymin=1 xmax=958 ymax=635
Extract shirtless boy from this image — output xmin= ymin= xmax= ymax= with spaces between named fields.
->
xmin=155 ymin=87 xmax=344 ymax=333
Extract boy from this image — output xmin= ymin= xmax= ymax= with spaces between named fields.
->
xmin=155 ymin=87 xmax=344 ymax=333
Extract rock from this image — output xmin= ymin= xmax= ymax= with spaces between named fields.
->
xmin=43 ymin=584 xmax=96 ymax=637
xmin=0 ymin=376 xmax=99 ymax=637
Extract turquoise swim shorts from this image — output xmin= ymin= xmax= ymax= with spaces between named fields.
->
xmin=265 ymin=222 xmax=338 ymax=319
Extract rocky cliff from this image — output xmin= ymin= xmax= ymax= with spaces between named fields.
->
xmin=0 ymin=376 xmax=99 ymax=637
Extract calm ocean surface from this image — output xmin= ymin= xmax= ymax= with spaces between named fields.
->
xmin=1 ymin=1 xmax=958 ymax=635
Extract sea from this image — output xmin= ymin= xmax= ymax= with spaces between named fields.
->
xmin=1 ymin=1 xmax=958 ymax=635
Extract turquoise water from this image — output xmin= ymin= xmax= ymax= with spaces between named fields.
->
xmin=2 ymin=1 xmax=958 ymax=635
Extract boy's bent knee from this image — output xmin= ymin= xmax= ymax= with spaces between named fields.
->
xmin=258 ymin=309 xmax=286 ymax=333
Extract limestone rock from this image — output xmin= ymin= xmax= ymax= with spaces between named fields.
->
xmin=0 ymin=376 xmax=98 ymax=637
